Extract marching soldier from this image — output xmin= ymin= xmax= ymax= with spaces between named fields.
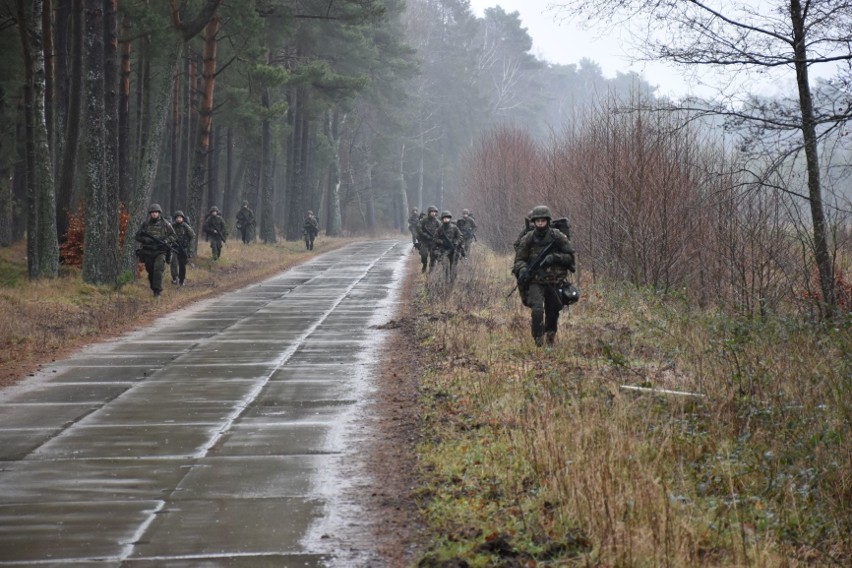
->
xmin=407 ymin=207 xmax=420 ymax=247
xmin=236 ymin=201 xmax=256 ymax=244
xmin=170 ymin=210 xmax=195 ymax=286
xmin=303 ymin=210 xmax=319 ymax=250
xmin=512 ymin=206 xmax=576 ymax=347
xmin=436 ymin=210 xmax=464 ymax=281
xmin=134 ymin=203 xmax=177 ymax=297
xmin=416 ymin=205 xmax=441 ymax=273
xmin=203 ymin=206 xmax=227 ymax=260
xmin=456 ymin=208 xmax=477 ymax=256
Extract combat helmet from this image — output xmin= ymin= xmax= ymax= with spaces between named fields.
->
xmin=427 ymin=205 xmax=438 ymax=214
xmin=173 ymin=210 xmax=186 ymax=220
xmin=441 ymin=210 xmax=452 ymax=219
xmin=462 ymin=208 xmax=470 ymax=215
xmin=242 ymin=201 xmax=249 ymax=207
xmin=529 ymin=205 xmax=552 ymax=221
xmin=148 ymin=203 xmax=163 ymax=214
xmin=307 ymin=210 xmax=314 ymax=216
xmin=208 ymin=205 xmax=220 ymax=214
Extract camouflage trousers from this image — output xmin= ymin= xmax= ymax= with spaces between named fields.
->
xmin=525 ymin=282 xmax=562 ymax=340
xmin=420 ymin=245 xmax=438 ymax=272
xmin=143 ymin=252 xmax=167 ymax=293
xmin=170 ymin=252 xmax=189 ymax=284
xmin=210 ymin=238 xmax=224 ymax=260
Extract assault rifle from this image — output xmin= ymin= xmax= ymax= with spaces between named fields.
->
xmin=506 ymin=240 xmax=555 ymax=298
xmin=441 ymin=231 xmax=465 ymax=258
xmin=140 ymin=231 xmax=183 ymax=263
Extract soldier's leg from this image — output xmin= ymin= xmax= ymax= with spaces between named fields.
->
xmin=151 ymin=254 xmax=166 ymax=295
xmin=428 ymin=248 xmax=438 ymax=272
xmin=543 ymin=285 xmax=562 ymax=346
xmin=419 ymin=247 xmax=429 ymax=272
xmin=170 ymin=256 xmax=179 ymax=284
xmin=527 ymin=283 xmax=546 ymax=346
xmin=178 ymin=254 xmax=188 ymax=284
xmin=145 ymin=257 xmax=156 ymax=291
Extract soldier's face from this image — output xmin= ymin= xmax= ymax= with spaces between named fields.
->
xmin=429 ymin=211 xmax=437 ymax=217
xmin=175 ymin=216 xmax=183 ymax=224
xmin=442 ymin=217 xmax=450 ymax=224
xmin=533 ymin=218 xmax=548 ymax=228
xmin=150 ymin=211 xmax=160 ymax=220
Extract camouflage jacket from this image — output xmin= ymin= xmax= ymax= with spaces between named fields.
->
xmin=172 ymin=221 xmax=195 ymax=252
xmin=303 ymin=215 xmax=319 ymax=234
xmin=512 ymin=228 xmax=575 ymax=284
xmin=236 ymin=207 xmax=255 ymax=228
xmin=203 ymin=214 xmax=227 ymax=241
xmin=134 ymin=218 xmax=177 ymax=254
xmin=436 ymin=222 xmax=464 ymax=252
xmin=417 ymin=215 xmax=441 ymax=247
xmin=407 ymin=213 xmax=420 ymax=231
xmin=456 ymin=216 xmax=477 ymax=238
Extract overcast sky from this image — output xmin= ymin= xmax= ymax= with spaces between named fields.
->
xmin=467 ymin=0 xmax=708 ymax=99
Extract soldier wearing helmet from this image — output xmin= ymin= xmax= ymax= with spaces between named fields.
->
xmin=203 ymin=205 xmax=227 ymax=260
xmin=407 ymin=207 xmax=421 ymax=248
xmin=169 ymin=210 xmax=195 ymax=286
xmin=435 ymin=210 xmax=465 ymax=281
xmin=236 ymin=201 xmax=256 ymax=244
xmin=456 ymin=208 xmax=478 ymax=256
xmin=416 ymin=206 xmax=441 ymax=273
xmin=134 ymin=203 xmax=177 ymax=297
xmin=303 ymin=210 xmax=319 ymax=250
xmin=512 ymin=205 xmax=576 ymax=347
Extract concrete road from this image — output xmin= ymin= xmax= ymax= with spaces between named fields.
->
xmin=0 ymin=240 xmax=408 ymax=566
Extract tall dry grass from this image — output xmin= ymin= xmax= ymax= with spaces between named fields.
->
xmin=412 ymin=246 xmax=851 ymax=566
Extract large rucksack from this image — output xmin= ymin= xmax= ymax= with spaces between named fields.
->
xmin=551 ymin=217 xmax=571 ymax=239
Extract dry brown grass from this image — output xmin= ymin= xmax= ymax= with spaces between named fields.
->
xmin=411 ymin=247 xmax=851 ymax=567
xmin=0 ymin=236 xmax=358 ymax=386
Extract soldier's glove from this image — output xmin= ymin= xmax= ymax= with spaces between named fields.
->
xmin=517 ymin=267 xmax=529 ymax=285
xmin=540 ymin=254 xmax=555 ymax=269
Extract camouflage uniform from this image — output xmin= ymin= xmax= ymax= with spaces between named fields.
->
xmin=416 ymin=206 xmax=441 ymax=273
xmin=236 ymin=202 xmax=255 ymax=244
xmin=170 ymin=210 xmax=195 ymax=286
xmin=203 ymin=206 xmax=227 ymax=260
xmin=456 ymin=209 xmax=477 ymax=256
xmin=303 ymin=211 xmax=319 ymax=250
xmin=407 ymin=208 xmax=420 ymax=246
xmin=435 ymin=211 xmax=465 ymax=281
xmin=134 ymin=203 xmax=177 ymax=296
xmin=512 ymin=206 xmax=576 ymax=347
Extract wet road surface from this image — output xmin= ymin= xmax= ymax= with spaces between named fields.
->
xmin=0 ymin=240 xmax=409 ymax=566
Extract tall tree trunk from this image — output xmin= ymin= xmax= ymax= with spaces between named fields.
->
xmin=118 ymin=15 xmax=132 ymax=205
xmin=260 ymin=86 xmax=276 ymax=243
xmin=0 ymin=85 xmax=11 ymax=247
xmin=98 ymin=0 xmax=119 ymax=280
xmin=286 ymin=87 xmax=303 ymax=240
xmin=207 ymin=123 xmax=219 ymax=210
xmin=325 ymin=109 xmax=343 ymax=236
xmin=54 ymin=0 xmax=71 ymax=175
xmin=398 ymin=142 xmax=408 ymax=234
xmin=55 ymin=0 xmax=82 ymax=240
xmin=82 ymin=0 xmax=109 ymax=283
xmin=169 ymin=68 xmax=181 ymax=210
xmin=18 ymin=0 xmax=59 ymax=278
xmin=790 ymin=0 xmax=836 ymax=317
xmin=42 ymin=0 xmax=55 ymax=166
xmin=188 ymin=15 xmax=219 ymax=241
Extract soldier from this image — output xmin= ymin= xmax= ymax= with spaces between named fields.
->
xmin=236 ymin=201 xmax=255 ymax=244
xmin=134 ymin=203 xmax=177 ymax=297
xmin=203 ymin=206 xmax=227 ymax=260
xmin=416 ymin=205 xmax=441 ymax=273
xmin=435 ymin=210 xmax=465 ymax=281
xmin=512 ymin=205 xmax=576 ymax=347
xmin=407 ymin=207 xmax=420 ymax=247
xmin=303 ymin=210 xmax=319 ymax=250
xmin=170 ymin=210 xmax=195 ymax=286
xmin=456 ymin=208 xmax=478 ymax=256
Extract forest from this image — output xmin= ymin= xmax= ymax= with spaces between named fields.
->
xmin=2 ymin=0 xmax=850 ymax=318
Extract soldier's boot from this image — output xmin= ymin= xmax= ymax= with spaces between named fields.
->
xmin=546 ymin=332 xmax=556 ymax=347
xmin=531 ymin=313 xmax=545 ymax=347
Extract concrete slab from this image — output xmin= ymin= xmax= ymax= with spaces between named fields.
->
xmin=0 ymin=240 xmax=409 ymax=565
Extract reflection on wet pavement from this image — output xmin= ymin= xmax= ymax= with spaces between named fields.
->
xmin=0 ymin=240 xmax=408 ymax=566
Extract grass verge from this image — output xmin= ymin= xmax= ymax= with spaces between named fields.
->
xmin=0 ymin=236 xmax=356 ymax=387
xmin=410 ymin=247 xmax=851 ymax=567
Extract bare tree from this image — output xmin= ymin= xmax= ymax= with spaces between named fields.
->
xmin=553 ymin=0 xmax=852 ymax=317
